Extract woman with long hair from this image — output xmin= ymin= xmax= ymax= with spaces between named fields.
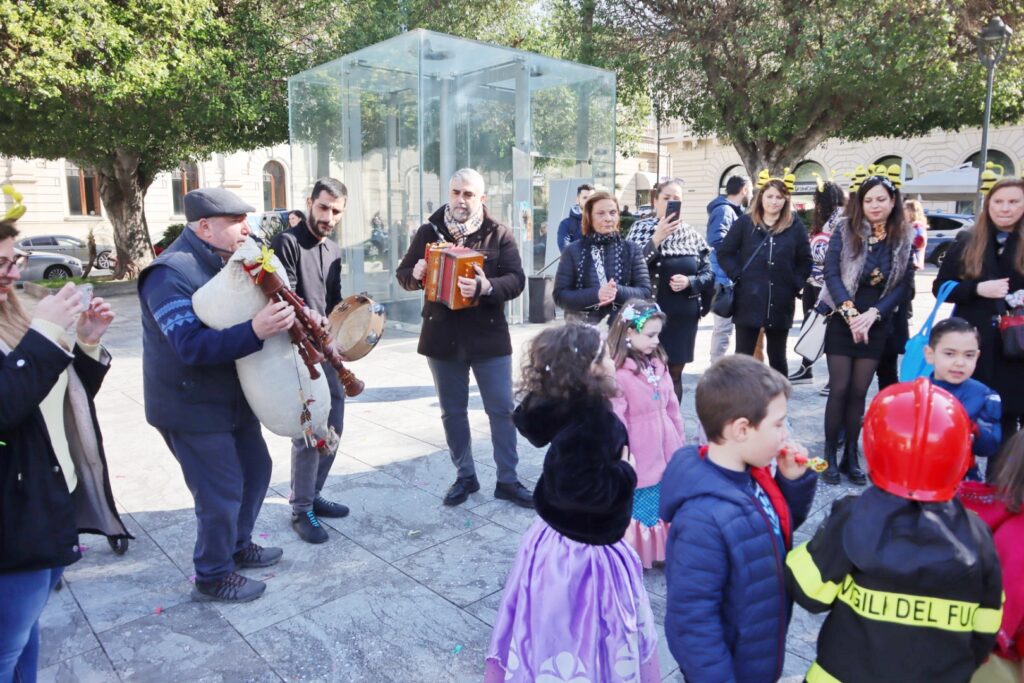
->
xmin=789 ymin=181 xmax=845 ymax=385
xmin=717 ymin=177 xmax=812 ymax=377
xmin=0 ymin=216 xmax=128 ymax=681
xmin=935 ymin=178 xmax=1024 ymax=473
xmin=554 ymin=192 xmax=651 ymax=324
xmin=818 ymin=175 xmax=914 ymax=484
xmin=626 ymin=178 xmax=713 ymax=399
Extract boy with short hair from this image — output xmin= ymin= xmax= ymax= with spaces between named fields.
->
xmin=786 ymin=378 xmax=1003 ymax=682
xmin=925 ymin=317 xmax=1002 ymax=480
xmin=660 ymin=355 xmax=817 ymax=683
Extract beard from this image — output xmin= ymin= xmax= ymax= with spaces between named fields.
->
xmin=311 ymin=220 xmax=334 ymax=238
xmin=450 ymin=205 xmax=472 ymax=222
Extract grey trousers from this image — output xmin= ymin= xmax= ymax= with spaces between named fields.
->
xmin=710 ymin=313 xmax=733 ymax=364
xmin=290 ymin=363 xmax=344 ymax=514
xmin=426 ymin=354 xmax=519 ymax=485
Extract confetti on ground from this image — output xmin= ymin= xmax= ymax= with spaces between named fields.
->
xmin=452 ymin=645 xmax=463 ymax=655
xmin=464 ymin=520 xmax=472 ymax=528
xmin=259 ymin=532 xmax=269 ymax=539
xmin=261 ymin=572 xmax=276 ymax=581
xmin=79 ymin=545 xmax=89 ymax=553
xmin=188 ymin=575 xmax=196 ymax=584
xmin=154 ymin=607 xmax=164 ymax=615
xmin=407 ymin=529 xmax=422 ymax=538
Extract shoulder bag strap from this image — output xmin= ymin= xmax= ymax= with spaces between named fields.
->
xmin=737 ymin=229 xmax=772 ymax=280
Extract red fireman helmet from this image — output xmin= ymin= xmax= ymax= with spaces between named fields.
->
xmin=862 ymin=378 xmax=972 ymax=502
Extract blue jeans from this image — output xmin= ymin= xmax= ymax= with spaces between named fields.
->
xmin=426 ymin=355 xmax=519 ymax=485
xmin=159 ymin=424 xmax=272 ymax=581
xmin=0 ymin=567 xmax=64 ymax=683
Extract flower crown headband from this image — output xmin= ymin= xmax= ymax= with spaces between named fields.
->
xmin=2 ymin=185 xmax=25 ymax=222
xmin=847 ymin=164 xmax=901 ymax=194
xmin=756 ymin=168 xmax=796 ymax=193
xmin=620 ymin=302 xmax=662 ymax=332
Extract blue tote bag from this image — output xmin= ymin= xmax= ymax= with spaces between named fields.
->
xmin=899 ymin=280 xmax=958 ymax=381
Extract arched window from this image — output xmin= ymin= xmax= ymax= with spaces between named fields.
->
xmin=65 ymin=162 xmax=102 ymax=216
xmin=965 ymin=150 xmax=1016 ymax=177
xmin=171 ymin=162 xmax=200 ymax=216
xmin=873 ymin=155 xmax=915 ymax=182
xmin=263 ymin=161 xmax=287 ymax=211
xmin=793 ymin=160 xmax=827 ymax=195
xmin=718 ymin=165 xmax=749 ymax=195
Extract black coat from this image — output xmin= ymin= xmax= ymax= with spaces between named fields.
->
xmin=396 ymin=206 xmax=525 ymax=361
xmin=553 ymin=236 xmax=652 ymax=324
xmin=1 ymin=330 xmax=129 ymax=573
xmin=515 ymin=393 xmax=636 ymax=546
xmin=934 ymin=229 xmax=1024 ymax=415
xmin=718 ymin=214 xmax=812 ymax=330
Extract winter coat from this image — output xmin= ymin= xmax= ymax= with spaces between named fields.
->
xmin=396 ymin=206 xmax=526 ymax=361
xmin=931 ymin=376 xmax=1002 ymax=460
xmin=959 ymin=481 xmax=1024 ymax=661
xmin=717 ymin=214 xmax=812 ymax=330
xmin=610 ymin=358 xmax=685 ymax=488
xmin=706 ymin=196 xmax=743 ymax=285
xmin=553 ymin=236 xmax=652 ymax=325
xmin=786 ymin=488 xmax=1003 ymax=683
xmin=515 ymin=392 xmax=636 ymax=546
xmin=556 ymin=206 xmax=583 ymax=252
xmin=660 ymin=445 xmax=817 ymax=683
xmin=1 ymin=331 xmax=131 ymax=573
xmin=934 ymin=229 xmax=1024 ymax=415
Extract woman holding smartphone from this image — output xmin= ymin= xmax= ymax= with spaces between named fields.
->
xmin=717 ymin=176 xmax=811 ymax=377
xmin=626 ymin=178 xmax=713 ymax=399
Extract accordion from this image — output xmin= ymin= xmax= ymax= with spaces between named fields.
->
xmin=424 ymin=242 xmax=485 ymax=310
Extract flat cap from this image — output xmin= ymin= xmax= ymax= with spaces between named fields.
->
xmin=184 ymin=187 xmax=256 ymax=222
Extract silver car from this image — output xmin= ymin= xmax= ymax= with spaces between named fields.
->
xmin=16 ymin=234 xmax=115 ymax=270
xmin=14 ymin=248 xmax=84 ymax=280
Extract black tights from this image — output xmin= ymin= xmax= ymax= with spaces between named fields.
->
xmin=669 ymin=363 xmax=685 ymax=401
xmin=824 ymin=354 xmax=880 ymax=449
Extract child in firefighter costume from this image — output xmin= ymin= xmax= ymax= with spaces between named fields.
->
xmin=786 ymin=378 xmax=1004 ymax=682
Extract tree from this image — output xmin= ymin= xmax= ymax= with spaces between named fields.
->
xmin=607 ymin=0 xmax=1024 ymax=174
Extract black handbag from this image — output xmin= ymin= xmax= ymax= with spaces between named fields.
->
xmin=709 ymin=230 xmax=771 ymax=318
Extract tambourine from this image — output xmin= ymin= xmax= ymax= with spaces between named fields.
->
xmin=327 ymin=294 xmax=386 ymax=361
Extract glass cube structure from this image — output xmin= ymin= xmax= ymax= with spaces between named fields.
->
xmin=288 ymin=29 xmax=616 ymax=326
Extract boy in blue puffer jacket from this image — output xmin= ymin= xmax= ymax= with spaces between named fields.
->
xmin=661 ymin=355 xmax=817 ymax=683
xmin=924 ymin=317 xmax=1001 ymax=481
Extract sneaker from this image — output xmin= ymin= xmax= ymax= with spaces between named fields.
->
xmin=232 ymin=542 xmax=283 ymax=568
xmin=494 ymin=481 xmax=534 ymax=509
xmin=787 ymin=365 xmax=813 ymax=385
xmin=443 ymin=475 xmax=481 ymax=507
xmin=292 ymin=510 xmax=329 ymax=544
xmin=192 ymin=572 xmax=266 ymax=603
xmin=313 ymin=496 xmax=350 ymax=519
xmin=818 ymin=384 xmax=830 ymax=397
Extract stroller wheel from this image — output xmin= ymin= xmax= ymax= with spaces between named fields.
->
xmin=109 ymin=537 xmax=129 ymax=555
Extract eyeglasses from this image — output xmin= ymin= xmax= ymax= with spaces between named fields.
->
xmin=0 ymin=254 xmax=27 ymax=276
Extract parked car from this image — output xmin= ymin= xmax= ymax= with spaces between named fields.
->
xmin=13 ymin=248 xmax=84 ymax=280
xmin=924 ymin=211 xmax=974 ymax=267
xmin=17 ymin=234 xmax=115 ymax=270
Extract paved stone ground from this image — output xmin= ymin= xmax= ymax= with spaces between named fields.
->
xmin=33 ymin=271 xmax=943 ymax=682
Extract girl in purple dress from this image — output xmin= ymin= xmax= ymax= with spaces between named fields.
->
xmin=484 ymin=324 xmax=660 ymax=683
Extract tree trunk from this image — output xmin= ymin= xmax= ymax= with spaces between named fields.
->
xmin=731 ymin=128 xmax=833 ymax=181
xmin=95 ymin=150 xmax=155 ymax=279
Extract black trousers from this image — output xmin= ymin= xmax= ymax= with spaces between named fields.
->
xmin=736 ymin=325 xmax=789 ymax=377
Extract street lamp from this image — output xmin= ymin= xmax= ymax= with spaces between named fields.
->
xmin=975 ymin=16 xmax=1013 ymax=212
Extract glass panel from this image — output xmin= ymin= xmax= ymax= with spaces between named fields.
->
xmin=793 ymin=160 xmax=826 ymax=196
xmin=66 ymin=163 xmax=83 ymax=215
xmin=874 ymin=155 xmax=914 ymax=182
xmin=965 ymin=150 xmax=1015 ymax=176
xmin=82 ymin=173 xmax=100 ymax=215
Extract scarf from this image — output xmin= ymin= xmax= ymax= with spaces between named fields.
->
xmin=626 ymin=217 xmax=708 ymax=257
xmin=817 ymin=217 xmax=913 ymax=312
xmin=577 ymin=232 xmax=625 ymax=289
xmin=443 ymin=204 xmax=484 ymax=246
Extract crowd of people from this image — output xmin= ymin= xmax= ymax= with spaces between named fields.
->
xmin=2 ymin=166 xmax=1024 ymax=683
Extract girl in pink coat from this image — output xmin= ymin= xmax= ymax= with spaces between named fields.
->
xmin=609 ymin=300 xmax=686 ymax=567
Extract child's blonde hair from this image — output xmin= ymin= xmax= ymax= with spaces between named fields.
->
xmin=994 ymin=431 xmax=1024 ymax=512
xmin=607 ymin=298 xmax=667 ymax=373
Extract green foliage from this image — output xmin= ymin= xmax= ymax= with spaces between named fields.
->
xmin=607 ymin=0 xmax=1024 ymax=171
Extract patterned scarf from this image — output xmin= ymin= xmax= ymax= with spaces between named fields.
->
xmin=626 ymin=217 xmax=708 ymax=257
xmin=577 ymin=232 xmax=625 ymax=288
xmin=443 ymin=204 xmax=485 ymax=245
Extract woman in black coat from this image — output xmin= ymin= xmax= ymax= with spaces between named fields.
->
xmin=934 ymin=178 xmax=1024 ymax=468
xmin=0 ymin=218 xmax=128 ymax=681
xmin=717 ymin=178 xmax=812 ymax=377
xmin=626 ymin=178 xmax=713 ymax=399
xmin=554 ymin=192 xmax=652 ymax=325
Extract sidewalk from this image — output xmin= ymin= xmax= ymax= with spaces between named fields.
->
xmin=35 ymin=272 xmax=941 ymax=682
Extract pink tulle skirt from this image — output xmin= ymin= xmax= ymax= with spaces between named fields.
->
xmin=624 ymin=518 xmax=669 ymax=569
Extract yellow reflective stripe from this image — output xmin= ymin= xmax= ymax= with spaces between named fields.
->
xmin=805 ymin=661 xmax=842 ymax=683
xmin=835 ymin=576 xmax=1003 ymax=634
xmin=786 ymin=542 xmax=840 ymax=605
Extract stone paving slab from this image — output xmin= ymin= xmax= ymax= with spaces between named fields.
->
xmin=34 ymin=272 xmax=941 ymax=681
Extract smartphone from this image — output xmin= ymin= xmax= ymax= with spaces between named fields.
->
xmin=666 ymin=200 xmax=681 ymax=222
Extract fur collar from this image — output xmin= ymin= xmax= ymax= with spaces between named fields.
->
xmin=819 ymin=217 xmax=913 ymax=311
